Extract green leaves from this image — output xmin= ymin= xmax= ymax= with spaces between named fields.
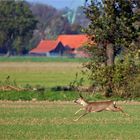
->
xmin=0 ymin=0 xmax=37 ymax=54
xmin=82 ymin=0 xmax=140 ymax=98
xmin=84 ymin=0 xmax=139 ymax=47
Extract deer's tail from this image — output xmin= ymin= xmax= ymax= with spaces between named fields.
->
xmin=113 ymin=101 xmax=117 ymax=107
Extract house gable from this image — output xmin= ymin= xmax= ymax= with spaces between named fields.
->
xmin=57 ymin=34 xmax=88 ymax=49
xmin=50 ymin=42 xmax=66 ymax=56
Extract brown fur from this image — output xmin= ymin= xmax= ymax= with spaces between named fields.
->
xmin=74 ymin=96 xmax=128 ymax=121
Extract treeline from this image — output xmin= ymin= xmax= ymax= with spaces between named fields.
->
xmin=0 ymin=0 xmax=88 ymax=55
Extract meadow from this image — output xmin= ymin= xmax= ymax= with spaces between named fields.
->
xmin=0 ymin=58 xmax=140 ymax=140
xmin=0 ymin=56 xmax=88 ymax=63
xmin=0 ymin=101 xmax=140 ymax=140
xmin=0 ymin=61 xmax=82 ymax=87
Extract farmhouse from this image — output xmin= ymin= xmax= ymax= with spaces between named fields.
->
xmin=29 ymin=34 xmax=89 ymax=57
xmin=29 ymin=40 xmax=66 ymax=56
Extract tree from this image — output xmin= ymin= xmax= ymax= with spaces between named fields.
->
xmin=30 ymin=4 xmax=83 ymax=40
xmin=30 ymin=3 xmax=57 ymax=39
xmin=0 ymin=0 xmax=37 ymax=55
xmin=83 ymin=0 xmax=140 ymax=97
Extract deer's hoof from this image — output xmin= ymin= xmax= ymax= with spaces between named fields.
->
xmin=73 ymin=119 xmax=78 ymax=122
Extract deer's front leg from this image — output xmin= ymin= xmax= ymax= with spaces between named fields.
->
xmin=74 ymin=108 xmax=84 ymax=115
xmin=74 ymin=112 xmax=88 ymax=121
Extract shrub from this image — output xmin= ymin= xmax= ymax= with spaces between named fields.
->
xmin=83 ymin=54 xmax=140 ymax=98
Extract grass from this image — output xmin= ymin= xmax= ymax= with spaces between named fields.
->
xmin=1 ymin=89 xmax=138 ymax=101
xmin=0 ymin=90 xmax=79 ymax=101
xmin=0 ymin=60 xmax=139 ymax=139
xmin=0 ymin=101 xmax=140 ymax=140
xmin=0 ymin=61 xmax=89 ymax=101
xmin=0 ymin=61 xmax=139 ymax=101
xmin=0 ymin=56 xmax=88 ymax=62
xmin=0 ymin=62 xmax=84 ymax=87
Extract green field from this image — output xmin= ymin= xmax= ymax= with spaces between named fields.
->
xmin=0 ymin=56 xmax=88 ymax=63
xmin=0 ymin=61 xmax=89 ymax=101
xmin=0 ymin=61 xmax=139 ymax=101
xmin=0 ymin=62 xmax=83 ymax=87
xmin=0 ymin=60 xmax=140 ymax=139
xmin=0 ymin=101 xmax=140 ymax=140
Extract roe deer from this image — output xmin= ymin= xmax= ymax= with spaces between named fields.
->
xmin=74 ymin=95 xmax=128 ymax=121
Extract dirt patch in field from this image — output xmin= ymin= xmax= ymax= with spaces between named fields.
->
xmin=0 ymin=100 xmax=140 ymax=106
xmin=0 ymin=62 xmax=81 ymax=70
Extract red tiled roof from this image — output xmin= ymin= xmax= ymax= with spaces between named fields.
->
xmin=57 ymin=34 xmax=88 ymax=49
xmin=29 ymin=40 xmax=59 ymax=53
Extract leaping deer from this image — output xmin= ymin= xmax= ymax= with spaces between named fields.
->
xmin=74 ymin=95 xmax=128 ymax=121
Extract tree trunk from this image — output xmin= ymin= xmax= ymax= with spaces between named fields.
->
xmin=106 ymin=43 xmax=114 ymax=66
xmin=5 ymin=50 xmax=11 ymax=57
xmin=5 ymin=41 xmax=11 ymax=57
xmin=105 ymin=43 xmax=115 ymax=97
xmin=5 ymin=36 xmax=13 ymax=57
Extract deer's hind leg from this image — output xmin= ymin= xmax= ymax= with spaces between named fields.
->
xmin=111 ymin=106 xmax=129 ymax=116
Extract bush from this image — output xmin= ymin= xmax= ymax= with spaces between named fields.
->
xmin=83 ymin=55 xmax=140 ymax=98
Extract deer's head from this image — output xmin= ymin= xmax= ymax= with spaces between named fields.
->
xmin=74 ymin=94 xmax=88 ymax=106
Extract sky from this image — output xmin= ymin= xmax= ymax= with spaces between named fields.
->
xmin=27 ymin=0 xmax=85 ymax=9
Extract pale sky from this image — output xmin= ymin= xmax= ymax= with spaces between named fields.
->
xmin=27 ymin=0 xmax=86 ymax=9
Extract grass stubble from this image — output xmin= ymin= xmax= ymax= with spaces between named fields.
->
xmin=0 ymin=101 xmax=140 ymax=140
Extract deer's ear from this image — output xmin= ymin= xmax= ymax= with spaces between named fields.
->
xmin=79 ymin=94 xmax=83 ymax=99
